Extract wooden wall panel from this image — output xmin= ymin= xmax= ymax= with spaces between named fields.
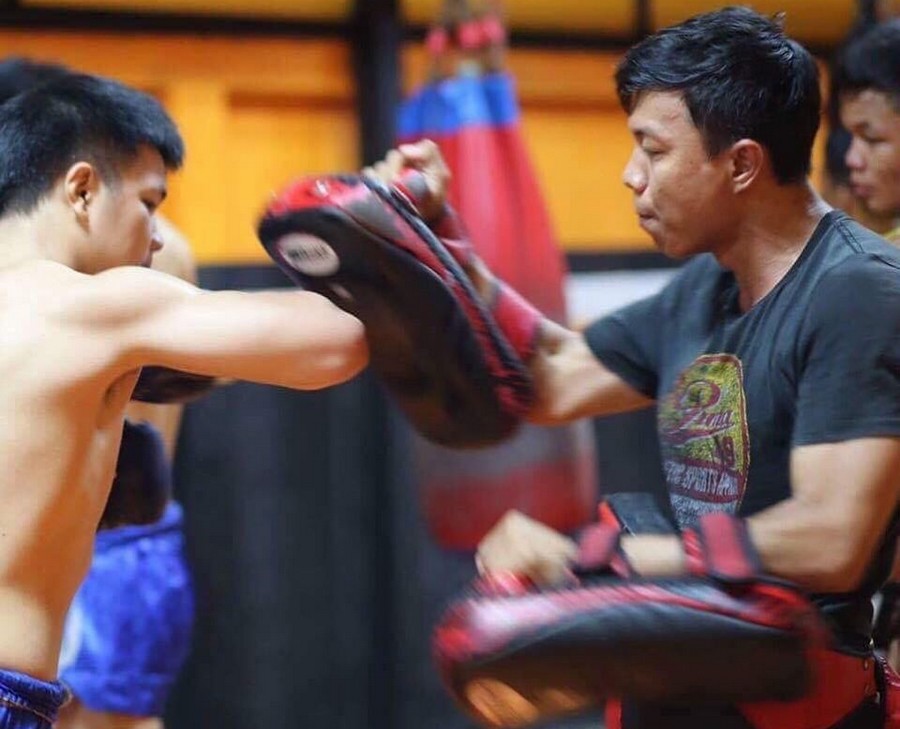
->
xmin=520 ymin=107 xmax=646 ymax=249
xmin=20 ymin=0 xmax=857 ymax=44
xmin=21 ymin=0 xmax=353 ymax=21
xmin=0 ymin=31 xmax=356 ymax=263
xmin=214 ymin=97 xmax=359 ymax=262
xmin=0 ymin=29 xmax=833 ymax=259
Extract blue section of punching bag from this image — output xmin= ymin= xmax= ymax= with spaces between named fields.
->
xmin=397 ymin=73 xmax=519 ymax=139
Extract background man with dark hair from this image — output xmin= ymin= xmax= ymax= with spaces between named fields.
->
xmin=835 ymin=19 xmax=900 ymax=241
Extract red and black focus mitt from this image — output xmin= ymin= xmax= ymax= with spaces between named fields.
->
xmin=257 ymin=172 xmax=536 ymax=448
xmin=434 ymin=507 xmax=826 ymax=728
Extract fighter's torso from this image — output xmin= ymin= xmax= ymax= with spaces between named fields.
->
xmin=0 ymin=260 xmax=137 ymax=679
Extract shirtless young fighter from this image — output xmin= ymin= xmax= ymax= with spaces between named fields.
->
xmin=0 ymin=71 xmax=367 ymax=727
xmin=55 ymin=217 xmax=203 ymax=729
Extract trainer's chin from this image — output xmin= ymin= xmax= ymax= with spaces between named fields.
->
xmin=639 ymin=217 xmax=667 ymax=252
xmin=642 ymin=222 xmax=690 ymax=260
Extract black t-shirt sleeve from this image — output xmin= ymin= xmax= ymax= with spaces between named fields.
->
xmin=584 ymin=294 xmax=663 ymax=399
xmin=793 ymin=255 xmax=900 ymax=445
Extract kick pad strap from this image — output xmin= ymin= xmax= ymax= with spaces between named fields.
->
xmin=684 ymin=512 xmax=762 ymax=583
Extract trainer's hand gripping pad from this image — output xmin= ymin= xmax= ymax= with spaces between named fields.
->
xmin=257 ymin=174 xmax=534 ymax=448
xmin=435 ymin=511 xmax=826 ymax=728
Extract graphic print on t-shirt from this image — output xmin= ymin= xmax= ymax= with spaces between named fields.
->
xmin=657 ymin=354 xmax=750 ymax=527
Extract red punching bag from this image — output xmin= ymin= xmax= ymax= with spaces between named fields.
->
xmin=397 ymin=3 xmax=598 ymax=549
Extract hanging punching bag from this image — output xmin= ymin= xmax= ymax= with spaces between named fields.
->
xmin=397 ymin=4 xmax=598 ymax=549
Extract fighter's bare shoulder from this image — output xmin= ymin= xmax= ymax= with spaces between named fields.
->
xmin=31 ymin=260 xmax=196 ymax=328
xmin=0 ymin=260 xmax=195 ymax=367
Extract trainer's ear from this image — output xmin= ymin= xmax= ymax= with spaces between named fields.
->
xmin=64 ymin=161 xmax=100 ymax=221
xmin=730 ymin=139 xmax=765 ymax=193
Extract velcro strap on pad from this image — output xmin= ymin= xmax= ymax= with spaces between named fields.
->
xmin=690 ymin=512 xmax=762 ymax=583
xmin=574 ymin=523 xmax=622 ymax=574
xmin=600 ymin=492 xmax=678 ymax=536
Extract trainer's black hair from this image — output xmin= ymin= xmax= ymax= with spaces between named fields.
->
xmin=0 ymin=71 xmax=184 ymax=217
xmin=0 ymin=56 xmax=70 ymax=105
xmin=616 ymin=6 xmax=821 ymax=184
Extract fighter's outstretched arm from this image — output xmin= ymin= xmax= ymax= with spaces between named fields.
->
xmin=63 ymin=265 xmax=369 ymax=391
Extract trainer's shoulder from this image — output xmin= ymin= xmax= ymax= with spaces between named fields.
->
xmin=807 ymin=218 xmax=900 ymax=319
xmin=824 ymin=213 xmax=900 ymax=271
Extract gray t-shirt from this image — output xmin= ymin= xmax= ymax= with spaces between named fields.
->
xmin=586 ymin=211 xmax=900 ymax=653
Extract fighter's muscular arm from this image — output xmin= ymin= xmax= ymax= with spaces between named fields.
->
xmin=68 ymin=265 xmax=368 ymax=390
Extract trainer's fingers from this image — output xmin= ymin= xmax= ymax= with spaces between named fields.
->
xmin=383 ymin=149 xmax=405 ymax=178
xmin=399 ymin=139 xmax=440 ymax=165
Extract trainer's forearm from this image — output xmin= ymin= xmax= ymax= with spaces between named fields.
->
xmin=618 ymin=502 xmax=870 ymax=593
xmin=746 ymin=499 xmax=871 ymax=594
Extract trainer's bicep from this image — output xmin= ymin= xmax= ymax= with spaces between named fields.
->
xmin=528 ymin=325 xmax=653 ymax=425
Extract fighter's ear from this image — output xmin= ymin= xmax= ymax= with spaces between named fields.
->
xmin=64 ymin=161 xmax=100 ymax=220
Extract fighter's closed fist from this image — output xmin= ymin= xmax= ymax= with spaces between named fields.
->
xmin=476 ymin=510 xmax=578 ymax=588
